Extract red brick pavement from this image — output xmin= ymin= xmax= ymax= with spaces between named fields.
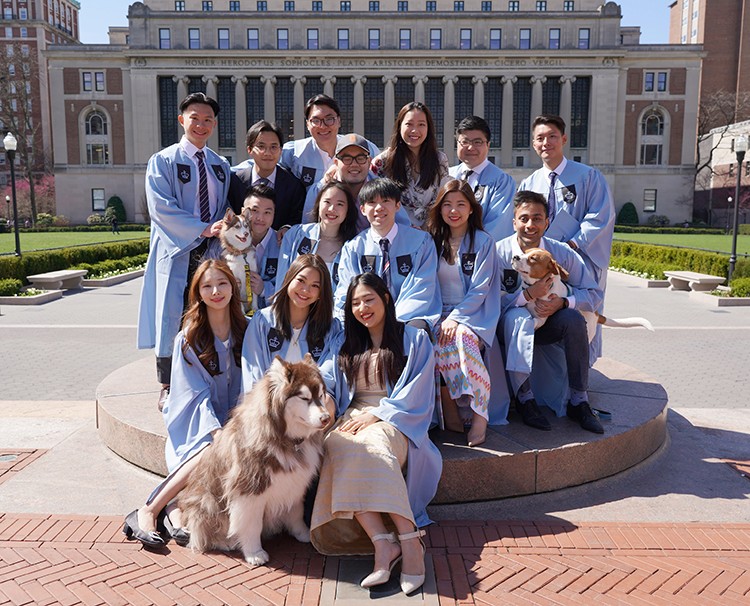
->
xmin=1 ymin=515 xmax=749 ymax=605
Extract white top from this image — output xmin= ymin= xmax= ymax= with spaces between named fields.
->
xmin=286 ymin=327 xmax=303 ymax=363
xmin=438 ymin=255 xmax=464 ymax=306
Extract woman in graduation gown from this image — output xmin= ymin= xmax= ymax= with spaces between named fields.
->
xmin=123 ymin=259 xmax=247 ymax=547
xmin=310 ymin=273 xmax=442 ymax=596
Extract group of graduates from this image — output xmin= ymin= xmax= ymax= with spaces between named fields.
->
xmin=129 ymin=91 xmax=615 ymax=593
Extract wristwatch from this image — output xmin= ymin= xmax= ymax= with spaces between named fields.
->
xmin=562 ymin=297 xmax=569 ymax=309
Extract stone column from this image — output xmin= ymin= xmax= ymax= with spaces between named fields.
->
xmin=261 ymin=75 xmax=276 ymax=123
xmin=203 ymin=76 xmax=220 ymax=150
xmin=321 ymin=76 xmax=336 ymax=98
xmin=501 ymin=76 xmax=515 ymax=167
xmin=49 ymin=67 xmax=68 ymax=164
xmin=530 ymin=76 xmax=545 ymax=124
xmin=472 ymin=76 xmax=487 ymax=118
xmin=352 ymin=76 xmax=367 ymax=135
xmin=232 ymin=76 xmax=248 ymax=162
xmin=413 ymin=76 xmax=428 ymax=104
xmin=559 ymin=76 xmax=575 ymax=157
xmin=442 ymin=76 xmax=458 ymax=164
xmin=291 ymin=76 xmax=307 ymax=139
xmin=173 ymin=75 xmax=189 ymax=102
xmin=383 ymin=75 xmax=397 ymax=144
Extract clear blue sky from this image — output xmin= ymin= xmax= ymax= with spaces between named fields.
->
xmin=78 ymin=0 xmax=672 ymax=44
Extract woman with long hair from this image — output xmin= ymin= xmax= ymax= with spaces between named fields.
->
xmin=123 ymin=259 xmax=247 ymax=547
xmin=371 ymin=102 xmax=449 ymax=227
xmin=310 ymin=273 xmax=441 ymax=596
xmin=275 ymin=181 xmax=359 ymax=292
xmin=241 ymin=253 xmax=341 ymax=391
xmin=426 ymin=179 xmax=500 ymax=447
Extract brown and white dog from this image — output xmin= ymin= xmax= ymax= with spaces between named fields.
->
xmin=178 ymin=355 xmax=331 ymax=566
xmin=511 ymin=247 xmax=653 ymax=341
xmin=219 ymin=208 xmax=257 ymax=315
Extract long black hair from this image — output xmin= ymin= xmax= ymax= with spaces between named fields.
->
xmin=339 ymin=273 xmax=406 ymax=388
xmin=311 ymin=180 xmax=359 ymax=243
xmin=384 ymin=102 xmax=441 ymax=190
xmin=426 ymin=179 xmax=484 ymax=263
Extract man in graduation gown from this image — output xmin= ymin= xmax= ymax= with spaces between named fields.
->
xmin=137 ymin=92 xmax=230 ymax=409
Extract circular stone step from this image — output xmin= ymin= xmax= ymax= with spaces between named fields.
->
xmin=96 ymin=356 xmax=667 ymax=502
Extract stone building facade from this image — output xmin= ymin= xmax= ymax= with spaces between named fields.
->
xmin=47 ymin=0 xmax=701 ymax=225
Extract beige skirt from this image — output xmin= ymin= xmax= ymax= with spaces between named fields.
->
xmin=310 ymin=393 xmax=412 ymax=556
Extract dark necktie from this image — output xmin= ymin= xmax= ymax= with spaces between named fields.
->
xmin=256 ymin=177 xmax=271 ymax=187
xmin=379 ymin=238 xmax=391 ymax=291
xmin=462 ymin=168 xmax=474 ymax=182
xmin=547 ymin=171 xmax=557 ymax=222
xmin=195 ymin=150 xmax=211 ymax=223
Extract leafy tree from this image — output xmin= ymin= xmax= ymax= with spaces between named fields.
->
xmin=616 ymin=202 xmax=639 ymax=225
xmin=106 ymin=196 xmax=127 ymax=223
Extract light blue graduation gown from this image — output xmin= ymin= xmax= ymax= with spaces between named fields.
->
xmin=240 ymin=306 xmax=342 ymax=393
xmin=334 ymin=227 xmax=442 ymax=329
xmin=322 ymin=325 xmax=442 ymax=527
xmin=449 ymin=163 xmax=517 ymax=242
xmin=494 ymin=235 xmax=602 ymax=416
xmin=162 ymin=332 xmax=243 ymax=474
xmin=519 ymin=159 xmax=615 ymax=361
xmin=275 ymin=222 xmax=343 ymax=292
xmin=280 ymin=135 xmax=380 ymax=189
xmin=137 ymin=144 xmax=230 ymax=357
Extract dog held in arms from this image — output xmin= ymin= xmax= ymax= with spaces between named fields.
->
xmin=511 ymin=247 xmax=653 ymax=341
xmin=218 ymin=208 xmax=258 ymax=315
xmin=178 ymin=354 xmax=331 ymax=566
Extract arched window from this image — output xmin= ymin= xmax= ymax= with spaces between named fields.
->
xmin=641 ymin=110 xmax=664 ymax=137
xmin=639 ymin=107 xmax=666 ymax=165
xmin=86 ymin=111 xmax=107 ymax=136
xmin=83 ymin=109 xmax=110 ymax=165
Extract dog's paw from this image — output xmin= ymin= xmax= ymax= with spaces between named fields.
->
xmin=291 ymin=527 xmax=311 ymax=543
xmin=244 ymin=549 xmax=269 ymax=567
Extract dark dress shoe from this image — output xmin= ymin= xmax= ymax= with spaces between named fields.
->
xmin=123 ymin=510 xmax=165 ymax=547
xmin=160 ymin=508 xmax=191 ymax=547
xmin=516 ymin=398 xmax=552 ymax=431
xmin=567 ymin=402 xmax=604 ymax=434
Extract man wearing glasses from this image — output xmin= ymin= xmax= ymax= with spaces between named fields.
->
xmin=448 ymin=116 xmax=517 ymax=241
xmin=280 ymin=94 xmax=379 ymax=189
xmin=229 ymin=120 xmax=306 ymax=231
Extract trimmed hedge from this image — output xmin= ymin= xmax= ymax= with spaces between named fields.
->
xmin=611 ymin=241 xmax=729 ymax=278
xmin=616 ymin=202 xmax=639 ymax=226
xmin=740 ymin=224 xmax=750 ymax=235
xmin=74 ymin=253 xmax=148 ymax=278
xmin=18 ymin=224 xmax=149 ymax=233
xmin=0 ymin=278 xmax=23 ymax=296
xmin=0 ymin=239 xmax=149 ymax=282
xmin=730 ymin=277 xmax=750 ymax=297
xmin=614 ymin=225 xmax=725 ymax=235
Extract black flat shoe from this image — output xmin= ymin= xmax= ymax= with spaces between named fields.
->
xmin=159 ymin=508 xmax=191 ymax=547
xmin=516 ymin=398 xmax=552 ymax=431
xmin=567 ymin=401 xmax=604 ymax=434
xmin=123 ymin=510 xmax=165 ymax=547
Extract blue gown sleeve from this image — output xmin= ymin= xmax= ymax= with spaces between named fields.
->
xmin=482 ymin=171 xmax=517 ymax=241
xmin=570 ymin=169 xmax=615 ymax=274
xmin=275 ymin=224 xmax=302 ymax=292
xmin=241 ymin=312 xmax=272 ymax=393
xmin=333 ymin=240 xmax=357 ymax=320
xmin=394 ymin=233 xmax=441 ymax=328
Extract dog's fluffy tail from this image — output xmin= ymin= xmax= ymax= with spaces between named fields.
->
xmin=598 ymin=315 xmax=654 ymax=331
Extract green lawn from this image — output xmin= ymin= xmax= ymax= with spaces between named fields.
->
xmin=613 ymin=232 xmax=750 ymax=256
xmin=0 ymin=231 xmax=149 ymax=255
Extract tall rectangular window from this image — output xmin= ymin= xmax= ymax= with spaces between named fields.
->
xmin=338 ymin=28 xmax=349 ymax=49
xmin=490 ymin=28 xmax=501 ymax=49
xmin=312 ymin=0 xmax=322 ymax=8
xmin=341 ymin=0 xmax=351 ymax=9
xmin=95 ymin=72 xmax=105 ymax=92
xmin=644 ymin=72 xmax=654 ymax=92
xmin=92 ymin=189 xmax=106 ymax=211
xmin=230 ymin=1 xmax=241 ymax=9
xmin=536 ymin=0 xmax=546 ymax=10
xmin=202 ymin=1 xmax=213 ymax=9
xmin=454 ymin=1 xmax=464 ymax=10
xmin=277 ymin=28 xmax=289 ymax=50
xmin=400 ymin=28 xmax=411 ymax=49
xmin=426 ymin=0 xmax=436 ymax=9
xmin=369 ymin=0 xmax=380 ymax=9
xmin=398 ymin=1 xmax=408 ymax=11
xmin=549 ymin=28 xmax=560 ymax=49
xmin=159 ymin=28 xmax=171 ymax=49
xmin=578 ymin=28 xmax=590 ymax=49
xmin=284 ymin=0 xmax=295 ymax=9
xmin=430 ymin=29 xmax=441 ymax=50
xmin=189 ymin=28 xmax=200 ymax=49
xmin=563 ymin=0 xmax=574 ymax=9
xmin=657 ymin=72 xmax=668 ymax=91
xmin=369 ymin=28 xmax=380 ymax=49
xmin=519 ymin=28 xmax=530 ymax=49
xmin=643 ymin=189 xmax=657 ymax=212
xmin=508 ymin=0 xmax=519 ymax=10
xmin=482 ymin=1 xmax=492 ymax=10
xmin=82 ymin=72 xmax=92 ymax=92
xmin=247 ymin=28 xmax=259 ymax=49
xmin=175 ymin=1 xmax=185 ymax=9
xmin=460 ymin=28 xmax=471 ymax=49
xmin=218 ymin=28 xmax=230 ymax=49
xmin=257 ymin=1 xmax=267 ymax=10
xmin=19 ymin=7 xmax=27 ymax=18
xmin=308 ymin=28 xmax=319 ymax=49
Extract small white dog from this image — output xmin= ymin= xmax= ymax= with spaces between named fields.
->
xmin=178 ymin=355 xmax=331 ymax=566
xmin=512 ymin=247 xmax=653 ymax=341
xmin=219 ymin=208 xmax=257 ymax=315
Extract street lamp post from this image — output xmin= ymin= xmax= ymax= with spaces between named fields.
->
xmin=2 ymin=133 xmax=21 ymax=257
xmin=729 ymin=134 xmax=748 ymax=284
xmin=4 ymin=195 xmax=9 ymax=227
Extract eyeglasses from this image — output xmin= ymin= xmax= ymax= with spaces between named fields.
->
xmin=252 ymin=144 xmax=281 ymax=153
xmin=457 ymin=138 xmax=488 ymax=148
xmin=337 ymin=154 xmax=369 ymax=165
xmin=308 ymin=115 xmax=338 ymax=127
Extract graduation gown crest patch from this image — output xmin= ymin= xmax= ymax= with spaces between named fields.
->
xmin=267 ymin=328 xmax=283 ymax=353
xmin=297 ymin=237 xmax=314 ymax=256
xmin=360 ymin=255 xmax=376 ymax=273
xmin=473 ymin=184 xmax=485 ymax=202
xmin=300 ymin=166 xmax=316 ymax=187
xmin=396 ymin=255 xmax=413 ymax=277
xmin=264 ymin=258 xmax=278 ymax=278
xmin=177 ymin=164 xmax=191 ymax=184
xmin=502 ymin=269 xmax=520 ymax=292
xmin=461 ymin=252 xmax=477 ymax=276
xmin=560 ymin=184 xmax=577 ymax=204
xmin=211 ymin=164 xmax=226 ymax=183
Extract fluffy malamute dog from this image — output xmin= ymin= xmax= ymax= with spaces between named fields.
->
xmin=179 ymin=354 xmax=331 ymax=566
xmin=219 ymin=208 xmax=257 ymax=315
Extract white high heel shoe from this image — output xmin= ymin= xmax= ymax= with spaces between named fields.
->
xmin=398 ymin=529 xmax=426 ymax=595
xmin=360 ymin=532 xmax=401 ymax=588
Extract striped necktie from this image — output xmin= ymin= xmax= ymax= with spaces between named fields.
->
xmin=547 ymin=171 xmax=557 ymax=222
xmin=195 ymin=150 xmax=211 ymax=223
xmin=379 ymin=238 xmax=391 ymax=291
